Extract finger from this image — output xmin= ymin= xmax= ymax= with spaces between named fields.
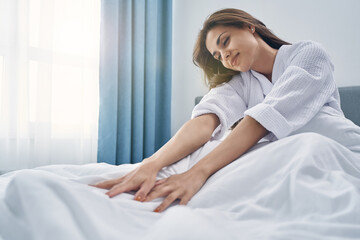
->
xmin=134 ymin=180 xmax=155 ymax=202
xmin=90 ymin=177 xmax=124 ymax=189
xmin=154 ymin=178 xmax=167 ymax=186
xmin=145 ymin=185 xmax=171 ymax=202
xmin=179 ymin=194 xmax=191 ymax=205
xmin=106 ymin=181 xmax=137 ymax=198
xmin=154 ymin=192 xmax=180 ymax=213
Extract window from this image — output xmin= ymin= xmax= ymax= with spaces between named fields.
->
xmin=0 ymin=0 xmax=101 ymax=171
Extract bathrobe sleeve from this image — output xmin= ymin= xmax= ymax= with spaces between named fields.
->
xmin=191 ymin=76 xmax=247 ymax=140
xmin=244 ymin=41 xmax=337 ymax=139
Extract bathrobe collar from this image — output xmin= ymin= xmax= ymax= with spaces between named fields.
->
xmin=249 ymin=45 xmax=286 ymax=96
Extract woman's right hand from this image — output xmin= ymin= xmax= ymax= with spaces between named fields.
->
xmin=91 ymin=159 xmax=160 ymax=201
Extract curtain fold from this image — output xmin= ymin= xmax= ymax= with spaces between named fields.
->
xmin=98 ymin=0 xmax=172 ymax=165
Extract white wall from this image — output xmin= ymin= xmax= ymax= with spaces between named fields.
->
xmin=171 ymin=0 xmax=360 ymax=135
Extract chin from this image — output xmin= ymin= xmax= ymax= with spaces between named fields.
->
xmin=238 ymin=61 xmax=253 ymax=72
xmin=237 ymin=65 xmax=251 ymax=72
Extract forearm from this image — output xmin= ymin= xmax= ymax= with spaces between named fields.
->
xmin=191 ymin=115 xmax=268 ymax=178
xmin=144 ymin=114 xmax=219 ymax=170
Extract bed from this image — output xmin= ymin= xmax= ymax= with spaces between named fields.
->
xmin=0 ymin=87 xmax=360 ymax=240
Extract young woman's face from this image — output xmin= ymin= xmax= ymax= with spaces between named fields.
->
xmin=205 ymin=25 xmax=258 ymax=72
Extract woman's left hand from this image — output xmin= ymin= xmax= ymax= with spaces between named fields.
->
xmin=145 ymin=169 xmax=208 ymax=213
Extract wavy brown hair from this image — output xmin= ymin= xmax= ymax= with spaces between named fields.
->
xmin=193 ymin=8 xmax=291 ymax=89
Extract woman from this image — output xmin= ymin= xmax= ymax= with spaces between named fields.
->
xmin=93 ymin=8 xmax=359 ymax=213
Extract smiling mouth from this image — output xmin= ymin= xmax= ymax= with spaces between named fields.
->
xmin=231 ymin=53 xmax=240 ymax=66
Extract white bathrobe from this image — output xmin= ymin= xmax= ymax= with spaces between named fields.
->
xmin=191 ymin=40 xmax=360 ymax=153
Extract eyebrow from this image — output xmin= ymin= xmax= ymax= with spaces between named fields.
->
xmin=212 ymin=31 xmax=227 ymax=57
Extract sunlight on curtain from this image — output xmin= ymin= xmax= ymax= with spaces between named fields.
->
xmin=0 ymin=0 xmax=100 ymax=171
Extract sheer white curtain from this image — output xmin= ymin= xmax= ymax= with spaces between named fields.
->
xmin=0 ymin=0 xmax=100 ymax=171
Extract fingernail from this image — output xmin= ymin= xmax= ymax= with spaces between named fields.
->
xmin=154 ymin=207 xmax=161 ymax=213
xmin=135 ymin=196 xmax=142 ymax=201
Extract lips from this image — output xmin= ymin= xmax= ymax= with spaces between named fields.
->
xmin=231 ymin=53 xmax=240 ymax=66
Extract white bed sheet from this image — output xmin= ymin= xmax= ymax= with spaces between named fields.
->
xmin=1 ymin=110 xmax=360 ymax=240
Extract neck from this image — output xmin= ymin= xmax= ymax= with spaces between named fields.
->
xmin=251 ymin=36 xmax=278 ymax=82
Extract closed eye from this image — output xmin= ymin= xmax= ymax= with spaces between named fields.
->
xmin=216 ymin=36 xmax=230 ymax=61
xmin=223 ymin=36 xmax=229 ymax=46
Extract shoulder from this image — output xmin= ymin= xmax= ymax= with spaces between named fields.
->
xmin=287 ymin=40 xmax=324 ymax=51
xmin=211 ymin=73 xmax=245 ymax=92
xmin=282 ymin=40 xmax=331 ymax=63
xmin=229 ymin=73 xmax=248 ymax=98
xmin=205 ymin=73 xmax=247 ymax=99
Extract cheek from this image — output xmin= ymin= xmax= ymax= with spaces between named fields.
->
xmin=237 ymin=55 xmax=252 ymax=71
xmin=221 ymin=61 xmax=231 ymax=69
xmin=237 ymin=50 xmax=258 ymax=72
xmin=248 ymin=38 xmax=259 ymax=58
xmin=239 ymin=42 xmax=258 ymax=69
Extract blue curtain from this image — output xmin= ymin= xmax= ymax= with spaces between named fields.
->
xmin=97 ymin=0 xmax=172 ymax=165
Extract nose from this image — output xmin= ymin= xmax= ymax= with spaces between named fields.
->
xmin=220 ymin=50 xmax=230 ymax=60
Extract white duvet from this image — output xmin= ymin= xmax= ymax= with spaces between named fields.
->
xmin=1 ymin=109 xmax=360 ymax=240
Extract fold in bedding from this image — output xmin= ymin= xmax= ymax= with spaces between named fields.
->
xmin=1 ymin=111 xmax=360 ymax=240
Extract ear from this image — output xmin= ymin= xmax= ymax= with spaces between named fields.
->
xmin=248 ymin=25 xmax=255 ymax=33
